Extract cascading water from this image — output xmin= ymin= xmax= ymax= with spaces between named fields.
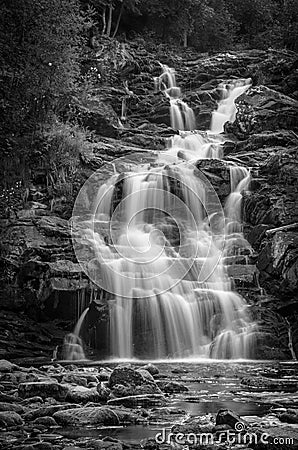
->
xmin=156 ymin=65 xmax=196 ymax=131
xmin=63 ymin=308 xmax=88 ymax=360
xmin=210 ymin=79 xmax=251 ymax=134
xmin=70 ymin=65 xmax=257 ymax=361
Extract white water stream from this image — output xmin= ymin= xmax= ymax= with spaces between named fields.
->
xmin=66 ymin=65 xmax=255 ymax=360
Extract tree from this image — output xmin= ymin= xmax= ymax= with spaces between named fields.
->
xmin=82 ymin=0 xmax=140 ymax=38
xmin=225 ymin=0 xmax=277 ymax=47
xmin=0 ymin=0 xmax=90 ymax=136
xmin=139 ymin=0 xmax=236 ymax=50
xmin=190 ymin=0 xmax=237 ymax=51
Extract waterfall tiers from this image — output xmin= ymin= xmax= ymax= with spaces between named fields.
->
xmin=68 ymin=65 xmax=256 ymax=361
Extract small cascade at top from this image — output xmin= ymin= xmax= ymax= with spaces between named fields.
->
xmin=210 ymin=79 xmax=251 ymax=134
xmin=71 ymin=63 xmax=257 ymax=361
xmin=156 ymin=65 xmax=196 ymax=131
xmin=157 ymin=69 xmax=251 ymax=164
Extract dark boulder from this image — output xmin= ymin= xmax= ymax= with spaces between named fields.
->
xmin=225 ymin=86 xmax=298 ymax=139
xmin=216 ymin=409 xmax=245 ymax=430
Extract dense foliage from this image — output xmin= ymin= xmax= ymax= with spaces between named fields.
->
xmin=131 ymin=0 xmax=297 ymax=51
xmin=0 ymin=0 xmax=92 ymax=192
xmin=0 ymin=0 xmax=296 ymax=193
xmin=1 ymin=0 xmax=296 ymax=138
xmin=0 ymin=0 xmax=92 ymax=136
xmin=81 ymin=0 xmax=298 ymax=51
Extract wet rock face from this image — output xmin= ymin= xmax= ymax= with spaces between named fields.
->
xmin=195 ymin=159 xmax=231 ymax=201
xmin=222 ymin=72 xmax=298 ymax=359
xmin=225 ymin=86 xmax=298 ymax=138
xmin=0 ymin=215 xmax=94 ymax=317
xmin=257 ymin=230 xmax=298 ymax=296
xmin=77 ymin=98 xmax=119 ymax=138
xmin=251 ymin=304 xmax=292 ymax=360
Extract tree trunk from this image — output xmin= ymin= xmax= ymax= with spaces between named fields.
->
xmin=106 ymin=4 xmax=113 ymax=37
xmin=112 ymin=3 xmax=124 ymax=38
xmin=183 ymin=30 xmax=188 ymax=48
xmin=102 ymin=7 xmax=107 ymax=35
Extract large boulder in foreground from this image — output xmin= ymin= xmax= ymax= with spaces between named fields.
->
xmin=53 ymin=406 xmax=119 ymax=426
xmin=65 ymin=385 xmax=101 ymax=404
xmin=108 ymin=365 xmax=162 ymax=397
xmin=53 ymin=406 xmax=139 ymax=426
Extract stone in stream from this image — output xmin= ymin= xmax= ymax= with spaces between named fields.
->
xmin=0 ymin=410 xmax=24 ymax=427
xmin=0 ymin=392 xmax=20 ymax=403
xmin=136 ymin=368 xmax=155 ymax=382
xmin=20 ymin=396 xmax=44 ymax=405
xmin=97 ymin=383 xmax=111 ymax=402
xmin=2 ymin=370 xmax=41 ymax=384
xmin=241 ymin=376 xmax=298 ymax=392
xmin=278 ymin=410 xmax=298 ymax=424
xmin=108 ymin=365 xmax=162 ymax=396
xmin=61 ymin=373 xmax=88 ymax=386
xmin=157 ymin=380 xmax=189 ymax=393
xmin=53 ymin=406 xmax=139 ymax=426
xmin=172 ymin=413 xmax=215 ymax=434
xmin=0 ymin=402 xmax=24 ymax=413
xmin=64 ymin=385 xmax=101 ymax=403
xmin=216 ymin=409 xmax=246 ymax=429
xmin=90 ymin=441 xmax=123 ymax=450
xmin=18 ymin=381 xmax=69 ymax=401
xmin=98 ymin=367 xmax=112 ymax=381
xmin=141 ymin=363 xmax=159 ymax=376
xmin=107 ymin=393 xmax=167 ymax=408
xmin=32 ymin=416 xmax=57 ymax=427
xmin=23 ymin=403 xmax=80 ymax=421
xmin=0 ymin=360 xmax=18 ymax=373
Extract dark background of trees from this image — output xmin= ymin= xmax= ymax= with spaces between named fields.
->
xmin=0 ymin=0 xmax=297 ymax=195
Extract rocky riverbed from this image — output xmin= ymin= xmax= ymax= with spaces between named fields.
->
xmin=1 ymin=359 xmax=298 ymax=449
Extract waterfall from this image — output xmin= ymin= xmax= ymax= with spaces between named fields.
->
xmin=223 ymin=165 xmax=253 ymax=260
xmin=225 ymin=166 xmax=251 ymax=228
xmin=210 ymin=79 xmax=251 ymax=134
xmin=63 ymin=307 xmax=89 ymax=361
xmin=157 ymin=65 xmax=196 ymax=131
xmin=71 ymin=65 xmax=257 ymax=360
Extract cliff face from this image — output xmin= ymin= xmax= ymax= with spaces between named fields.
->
xmin=0 ymin=39 xmax=297 ymax=361
xmin=226 ymin=86 xmax=298 ymax=359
